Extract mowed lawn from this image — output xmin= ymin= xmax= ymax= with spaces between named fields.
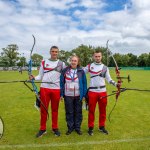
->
xmin=0 ymin=70 xmax=150 ymax=150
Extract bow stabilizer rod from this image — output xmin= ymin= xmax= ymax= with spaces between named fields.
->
xmin=116 ymin=75 xmax=131 ymax=83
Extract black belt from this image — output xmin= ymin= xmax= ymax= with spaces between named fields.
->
xmin=88 ymin=86 xmax=106 ymax=89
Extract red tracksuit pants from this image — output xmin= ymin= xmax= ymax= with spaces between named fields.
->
xmin=88 ymin=91 xmax=107 ymax=128
xmin=40 ymin=87 xmax=60 ymax=130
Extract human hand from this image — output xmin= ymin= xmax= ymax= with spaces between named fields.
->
xmin=116 ymin=83 xmax=121 ymax=88
xmin=82 ymin=97 xmax=85 ymax=101
xmin=60 ymin=96 xmax=64 ymax=102
xmin=29 ymin=75 xmax=35 ymax=80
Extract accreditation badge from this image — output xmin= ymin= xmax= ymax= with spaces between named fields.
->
xmin=69 ymin=82 xmax=75 ymax=91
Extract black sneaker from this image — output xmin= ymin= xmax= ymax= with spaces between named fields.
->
xmin=76 ymin=130 xmax=82 ymax=135
xmin=88 ymin=127 xmax=93 ymax=136
xmin=66 ymin=130 xmax=72 ymax=135
xmin=36 ymin=130 xmax=47 ymax=138
xmin=99 ymin=126 xmax=108 ymax=135
xmin=53 ymin=129 xmax=60 ymax=136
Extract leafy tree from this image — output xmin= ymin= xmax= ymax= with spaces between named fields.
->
xmin=31 ymin=53 xmax=43 ymax=66
xmin=120 ymin=54 xmax=130 ymax=67
xmin=71 ymin=45 xmax=94 ymax=66
xmin=127 ymin=53 xmax=138 ymax=67
xmin=1 ymin=44 xmax=19 ymax=66
xmin=0 ymin=55 xmax=9 ymax=67
xmin=109 ymin=53 xmax=122 ymax=67
xmin=17 ymin=56 xmax=26 ymax=67
xmin=138 ymin=53 xmax=149 ymax=67
xmin=147 ymin=53 xmax=150 ymax=66
xmin=58 ymin=50 xmax=71 ymax=65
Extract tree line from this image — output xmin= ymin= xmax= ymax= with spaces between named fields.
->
xmin=0 ymin=44 xmax=150 ymax=67
xmin=0 ymin=44 xmax=43 ymax=67
xmin=59 ymin=45 xmax=150 ymax=67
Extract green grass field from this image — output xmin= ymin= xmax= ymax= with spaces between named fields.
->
xmin=0 ymin=70 xmax=150 ymax=150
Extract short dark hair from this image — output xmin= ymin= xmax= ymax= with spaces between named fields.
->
xmin=93 ymin=49 xmax=102 ymax=55
xmin=50 ymin=46 xmax=59 ymax=51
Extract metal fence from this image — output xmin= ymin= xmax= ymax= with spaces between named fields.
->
xmin=0 ymin=67 xmax=38 ymax=71
xmin=109 ymin=67 xmax=150 ymax=70
xmin=0 ymin=66 xmax=150 ymax=71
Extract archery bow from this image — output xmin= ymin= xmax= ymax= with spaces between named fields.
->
xmin=106 ymin=40 xmax=122 ymax=122
xmin=106 ymin=40 xmax=122 ymax=100
xmin=26 ymin=35 xmax=49 ymax=118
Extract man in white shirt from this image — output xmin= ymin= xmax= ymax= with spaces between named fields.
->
xmin=84 ymin=50 xmax=119 ymax=136
xmin=30 ymin=46 xmax=65 ymax=138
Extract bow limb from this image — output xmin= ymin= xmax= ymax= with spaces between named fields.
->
xmin=28 ymin=35 xmax=35 ymax=77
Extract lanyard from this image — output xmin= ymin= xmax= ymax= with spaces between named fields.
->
xmin=69 ymin=69 xmax=76 ymax=82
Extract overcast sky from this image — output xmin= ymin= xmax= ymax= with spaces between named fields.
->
xmin=0 ymin=0 xmax=150 ymax=59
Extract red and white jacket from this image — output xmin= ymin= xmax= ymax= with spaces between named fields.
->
xmin=84 ymin=62 xmax=116 ymax=92
xmin=64 ymin=68 xmax=80 ymax=96
xmin=35 ymin=59 xmax=65 ymax=89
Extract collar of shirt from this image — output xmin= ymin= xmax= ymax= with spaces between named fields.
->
xmin=94 ymin=62 xmax=102 ymax=65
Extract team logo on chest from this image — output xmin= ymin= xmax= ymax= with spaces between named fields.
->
xmin=46 ymin=64 xmax=49 ymax=67
xmin=91 ymin=67 xmax=94 ymax=70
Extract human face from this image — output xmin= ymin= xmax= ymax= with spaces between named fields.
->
xmin=93 ymin=52 xmax=102 ymax=63
xmin=70 ymin=56 xmax=78 ymax=69
xmin=50 ymin=48 xmax=59 ymax=60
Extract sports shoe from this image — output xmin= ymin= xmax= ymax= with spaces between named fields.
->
xmin=99 ymin=126 xmax=108 ymax=135
xmin=53 ymin=129 xmax=61 ymax=136
xmin=66 ymin=130 xmax=72 ymax=135
xmin=76 ymin=130 xmax=82 ymax=135
xmin=88 ymin=127 xmax=93 ymax=136
xmin=36 ymin=130 xmax=47 ymax=138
